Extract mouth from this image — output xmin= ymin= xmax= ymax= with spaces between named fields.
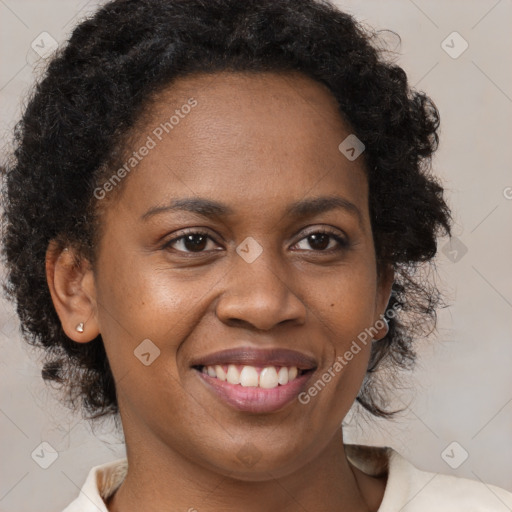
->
xmin=190 ymin=348 xmax=317 ymax=413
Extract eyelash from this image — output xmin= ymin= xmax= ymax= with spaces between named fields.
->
xmin=162 ymin=227 xmax=349 ymax=255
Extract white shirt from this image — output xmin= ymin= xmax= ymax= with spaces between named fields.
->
xmin=61 ymin=443 xmax=512 ymax=511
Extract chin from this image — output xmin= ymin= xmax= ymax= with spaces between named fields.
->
xmin=199 ymin=438 xmax=313 ymax=482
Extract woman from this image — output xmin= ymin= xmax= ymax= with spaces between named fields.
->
xmin=2 ymin=0 xmax=511 ymax=510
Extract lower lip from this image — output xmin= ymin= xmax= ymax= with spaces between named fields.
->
xmin=195 ymin=369 xmax=313 ymax=413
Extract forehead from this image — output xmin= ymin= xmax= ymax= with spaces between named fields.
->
xmin=105 ymin=70 xmax=369 ymax=223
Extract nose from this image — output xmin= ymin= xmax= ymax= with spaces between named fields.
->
xmin=215 ymin=248 xmax=307 ymax=332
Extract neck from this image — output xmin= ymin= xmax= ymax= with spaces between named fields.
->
xmin=106 ymin=411 xmax=381 ymax=512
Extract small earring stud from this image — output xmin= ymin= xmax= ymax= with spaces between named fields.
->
xmin=75 ymin=322 xmax=85 ymax=333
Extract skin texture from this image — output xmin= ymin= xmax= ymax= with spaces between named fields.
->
xmin=46 ymin=71 xmax=393 ymax=512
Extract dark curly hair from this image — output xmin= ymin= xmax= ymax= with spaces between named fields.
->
xmin=1 ymin=0 xmax=451 ymax=424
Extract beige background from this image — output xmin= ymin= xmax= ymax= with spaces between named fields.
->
xmin=1 ymin=1 xmax=511 ymax=510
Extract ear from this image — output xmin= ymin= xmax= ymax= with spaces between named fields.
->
xmin=373 ymin=263 xmax=395 ymax=340
xmin=45 ymin=240 xmax=100 ymax=343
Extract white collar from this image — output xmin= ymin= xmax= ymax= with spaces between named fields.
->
xmin=61 ymin=443 xmax=512 ymax=511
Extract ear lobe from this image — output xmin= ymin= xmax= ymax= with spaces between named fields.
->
xmin=45 ymin=240 xmax=99 ymax=343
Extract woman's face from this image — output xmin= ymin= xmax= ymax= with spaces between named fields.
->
xmin=87 ymin=71 xmax=392 ymax=478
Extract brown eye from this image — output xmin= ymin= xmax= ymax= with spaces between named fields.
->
xmin=163 ymin=231 xmax=218 ymax=253
xmin=293 ymin=229 xmax=348 ymax=252
xmin=306 ymin=233 xmax=330 ymax=251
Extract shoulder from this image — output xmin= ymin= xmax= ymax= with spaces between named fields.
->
xmin=386 ymin=450 xmax=512 ymax=511
xmin=345 ymin=443 xmax=512 ymax=512
xmin=60 ymin=457 xmax=128 ymax=512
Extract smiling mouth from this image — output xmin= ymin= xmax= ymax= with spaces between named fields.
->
xmin=193 ymin=364 xmax=313 ymax=389
xmin=193 ymin=365 xmax=315 ymax=413
xmin=190 ymin=347 xmax=318 ymax=413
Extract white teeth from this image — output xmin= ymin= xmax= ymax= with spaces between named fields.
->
xmin=226 ymin=364 xmax=240 ymax=385
xmin=203 ymin=364 xmax=301 ymax=387
xmin=239 ymin=366 xmax=259 ymax=387
xmin=259 ymin=367 xmax=279 ymax=388
xmin=277 ymin=366 xmax=289 ymax=385
xmin=215 ymin=365 xmax=227 ymax=381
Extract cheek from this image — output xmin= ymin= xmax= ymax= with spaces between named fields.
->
xmin=94 ymin=249 xmax=223 ymax=380
xmin=330 ymin=276 xmax=378 ymax=377
xmin=296 ymin=263 xmax=378 ymax=407
xmin=302 ymin=262 xmax=379 ymax=344
xmin=93 ymin=260 xmax=199 ymax=423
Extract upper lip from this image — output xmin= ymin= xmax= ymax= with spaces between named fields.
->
xmin=190 ymin=347 xmax=317 ymax=370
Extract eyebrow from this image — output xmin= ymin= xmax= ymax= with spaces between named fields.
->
xmin=140 ymin=195 xmax=363 ymax=226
